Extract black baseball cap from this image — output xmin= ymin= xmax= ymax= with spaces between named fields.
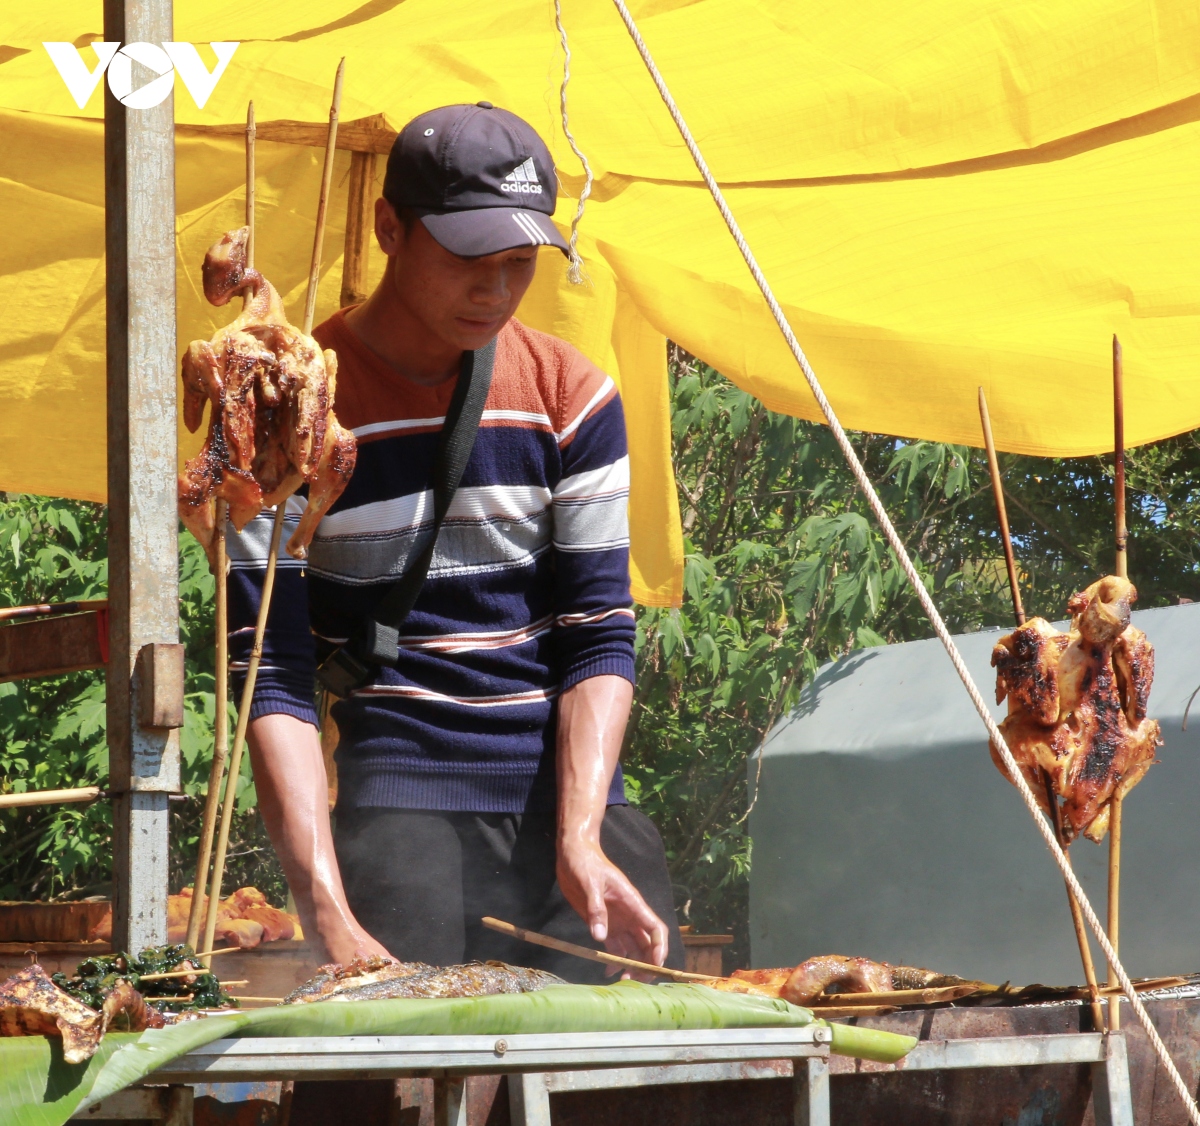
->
xmin=383 ymin=102 xmax=570 ymax=258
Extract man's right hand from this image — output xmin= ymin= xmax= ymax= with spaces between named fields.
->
xmin=247 ymin=713 xmax=392 ymax=966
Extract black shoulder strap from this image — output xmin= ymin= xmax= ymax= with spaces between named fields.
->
xmin=356 ymin=339 xmax=496 ymax=665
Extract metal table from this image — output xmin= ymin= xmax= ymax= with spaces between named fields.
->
xmin=74 ymin=1026 xmax=1135 ymax=1125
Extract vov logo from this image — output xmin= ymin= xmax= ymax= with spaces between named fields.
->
xmin=44 ymin=41 xmax=239 ymax=110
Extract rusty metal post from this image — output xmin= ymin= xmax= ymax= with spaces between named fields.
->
xmin=104 ymin=0 xmax=181 ymax=952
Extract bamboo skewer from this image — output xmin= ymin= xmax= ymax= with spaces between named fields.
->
xmin=482 ymin=916 xmax=718 ymax=981
xmin=189 ymin=101 xmax=255 ymax=952
xmin=201 ymin=67 xmax=345 ymax=968
xmin=1045 ymin=773 xmax=1106 ymax=1031
xmin=977 ymin=388 xmax=1025 ymax=625
xmin=1109 ymin=333 xmax=1127 ymax=1030
xmin=0 ymin=787 xmax=102 ymax=809
xmin=303 ymin=59 xmax=345 ymax=335
xmin=201 ymin=505 xmax=288 ymax=965
xmin=979 ymin=388 xmax=1104 ymax=1031
xmin=187 ymin=499 xmax=230 ymax=951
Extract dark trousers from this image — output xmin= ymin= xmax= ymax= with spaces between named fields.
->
xmin=291 ymin=806 xmax=685 ymax=1124
xmin=333 ymin=803 xmax=685 ymax=980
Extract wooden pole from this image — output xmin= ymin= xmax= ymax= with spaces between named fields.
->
xmin=980 ymin=389 xmax=1102 ymax=1029
xmin=977 ymin=388 xmax=1025 ymax=626
xmin=201 ymin=65 xmax=344 ymax=966
xmin=1109 ymin=333 xmax=1127 ymax=1029
xmin=340 ymin=151 xmax=377 ymax=307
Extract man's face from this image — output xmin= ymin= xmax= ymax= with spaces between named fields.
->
xmin=376 ymin=199 xmax=539 ymax=352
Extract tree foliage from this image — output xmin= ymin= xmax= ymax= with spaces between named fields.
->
xmin=0 ymin=495 xmax=286 ymax=904
xmin=4 ymin=349 xmax=1200 ymax=966
xmin=622 ymin=348 xmax=1200 ymax=969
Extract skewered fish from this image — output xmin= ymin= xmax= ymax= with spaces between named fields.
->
xmin=283 ymin=956 xmax=563 ymax=1005
xmin=178 ymin=226 xmax=357 ymax=566
xmin=991 ymin=576 xmax=1161 ymax=842
xmin=0 ymin=963 xmax=163 ymax=1063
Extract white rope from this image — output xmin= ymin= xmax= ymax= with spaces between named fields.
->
xmin=554 ymin=0 xmax=594 ymax=285
xmin=608 ymin=0 xmax=1200 ymax=1118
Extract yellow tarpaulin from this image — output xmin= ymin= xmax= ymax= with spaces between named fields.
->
xmin=3 ymin=0 xmax=1200 ymax=606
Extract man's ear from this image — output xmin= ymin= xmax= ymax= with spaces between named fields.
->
xmin=376 ymin=197 xmax=403 ymax=256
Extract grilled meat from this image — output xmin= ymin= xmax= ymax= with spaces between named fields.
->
xmin=992 ymin=576 xmax=1162 ymax=842
xmin=712 ymin=958 xmax=972 ymax=1005
xmin=178 ymin=226 xmax=357 ymax=567
xmin=0 ymin=963 xmax=163 ymax=1063
xmin=283 ymin=955 xmax=432 ymax=1004
xmin=283 ymin=957 xmax=562 ymax=1005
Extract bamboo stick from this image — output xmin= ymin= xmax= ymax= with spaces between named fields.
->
xmin=303 ymin=58 xmax=345 ymax=335
xmin=1109 ymin=333 xmax=1126 ymax=1030
xmin=977 ymin=388 xmax=1025 ymax=625
xmin=1044 ymin=772 xmax=1106 ymax=1031
xmin=193 ymin=947 xmax=240 ymax=959
xmin=202 ymin=68 xmax=345 ymax=967
xmin=0 ymin=787 xmax=102 ymax=809
xmin=0 ymin=600 xmax=108 ymax=623
xmin=817 ymin=984 xmax=979 ymax=1007
xmin=229 ymin=996 xmax=285 ymax=1003
xmin=187 ymin=498 xmax=230 ymax=950
xmin=482 ymin=916 xmax=717 ymax=981
xmin=1113 ymin=336 xmax=1127 ymax=580
xmin=201 ymin=504 xmax=288 ymax=965
xmin=245 ymin=102 xmax=256 ymax=274
xmin=979 ymin=390 xmax=1102 ymax=1029
xmin=189 ymin=103 xmax=256 ymax=951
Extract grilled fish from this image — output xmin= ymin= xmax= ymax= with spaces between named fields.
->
xmin=283 ymin=958 xmax=562 ymax=1005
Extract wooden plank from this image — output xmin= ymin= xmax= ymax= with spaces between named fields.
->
xmin=341 ymin=150 xmax=377 ymax=307
xmin=0 ymin=612 xmax=104 ymax=682
xmin=103 ymin=0 xmax=181 ymax=952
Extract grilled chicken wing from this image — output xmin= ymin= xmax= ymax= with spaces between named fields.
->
xmin=178 ymin=227 xmax=357 ymax=567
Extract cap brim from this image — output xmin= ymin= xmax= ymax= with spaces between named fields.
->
xmin=419 ymin=207 xmax=570 ymax=258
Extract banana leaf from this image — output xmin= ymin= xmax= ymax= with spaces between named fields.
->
xmin=0 ymin=983 xmax=916 ymax=1126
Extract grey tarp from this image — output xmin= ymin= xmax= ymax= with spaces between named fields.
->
xmin=749 ymin=603 xmax=1200 ymax=984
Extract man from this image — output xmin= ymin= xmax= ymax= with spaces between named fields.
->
xmin=228 ymin=102 xmax=684 ymax=979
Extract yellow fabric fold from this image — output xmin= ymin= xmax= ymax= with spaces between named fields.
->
xmin=4 ymin=0 xmax=1200 ymax=607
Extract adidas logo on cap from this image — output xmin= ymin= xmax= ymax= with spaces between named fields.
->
xmin=500 ymin=157 xmax=543 ymax=195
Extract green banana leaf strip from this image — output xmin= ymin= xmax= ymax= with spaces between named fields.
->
xmin=0 ymin=982 xmax=915 ymax=1126
xmin=828 ymin=1020 xmax=918 ymax=1063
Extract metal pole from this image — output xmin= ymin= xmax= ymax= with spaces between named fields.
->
xmin=104 ymin=0 xmax=181 ymax=952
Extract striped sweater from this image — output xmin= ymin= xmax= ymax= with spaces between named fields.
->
xmin=226 ymin=310 xmax=635 ymax=813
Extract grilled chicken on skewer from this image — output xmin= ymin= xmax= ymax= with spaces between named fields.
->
xmin=992 ymin=576 xmax=1161 ymax=843
xmin=178 ymin=226 xmax=356 ymax=565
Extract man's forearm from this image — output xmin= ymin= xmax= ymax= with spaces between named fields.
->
xmin=247 ymin=713 xmax=389 ymax=963
xmin=555 ymin=674 xmax=666 ymax=969
xmin=556 ymin=675 xmax=631 ymax=851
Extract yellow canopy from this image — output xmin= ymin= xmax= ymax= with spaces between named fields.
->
xmin=3 ymin=0 xmax=1200 ymax=606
